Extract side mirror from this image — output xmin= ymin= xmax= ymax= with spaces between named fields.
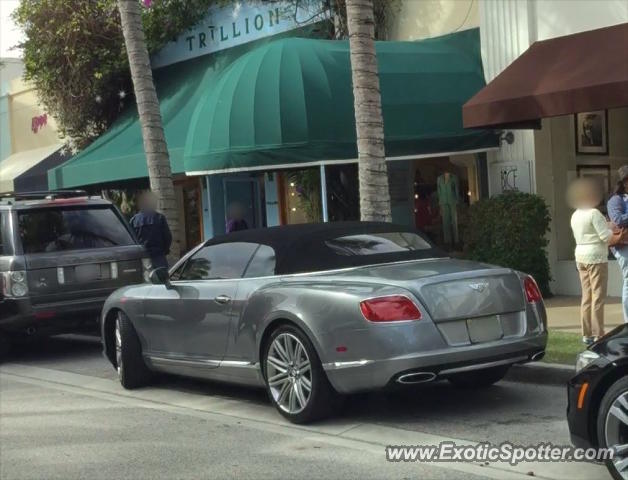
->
xmin=149 ymin=267 xmax=172 ymax=289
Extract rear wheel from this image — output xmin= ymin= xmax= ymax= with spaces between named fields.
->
xmin=448 ymin=365 xmax=510 ymax=388
xmin=115 ymin=312 xmax=151 ymax=389
xmin=597 ymin=377 xmax=628 ymax=480
xmin=263 ymin=324 xmax=339 ymax=424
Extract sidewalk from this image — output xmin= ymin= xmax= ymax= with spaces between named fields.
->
xmin=545 ymin=296 xmax=624 ymax=333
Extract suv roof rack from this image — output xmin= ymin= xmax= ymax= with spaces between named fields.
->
xmin=0 ymin=190 xmax=88 ymax=201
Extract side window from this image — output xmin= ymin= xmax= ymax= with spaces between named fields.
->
xmin=243 ymin=245 xmax=276 ymax=278
xmin=177 ymin=242 xmax=258 ymax=280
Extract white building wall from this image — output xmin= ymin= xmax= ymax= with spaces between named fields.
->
xmin=533 ymin=0 xmax=628 ymax=41
xmin=479 ymin=0 xmax=536 ymax=196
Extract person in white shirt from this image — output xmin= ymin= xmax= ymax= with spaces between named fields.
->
xmin=568 ymin=178 xmax=613 ymax=345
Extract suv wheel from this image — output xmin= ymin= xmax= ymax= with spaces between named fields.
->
xmin=263 ymin=324 xmax=339 ymax=424
xmin=115 ymin=312 xmax=151 ymax=389
xmin=448 ymin=365 xmax=510 ymax=388
xmin=597 ymin=377 xmax=628 ymax=480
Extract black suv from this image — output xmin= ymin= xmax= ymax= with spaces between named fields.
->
xmin=0 ymin=191 xmax=149 ymax=352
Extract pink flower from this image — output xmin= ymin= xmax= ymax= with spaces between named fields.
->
xmin=143 ymin=0 xmax=152 ymax=7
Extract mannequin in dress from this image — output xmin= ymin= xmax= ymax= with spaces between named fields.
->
xmin=437 ymin=170 xmax=459 ymax=246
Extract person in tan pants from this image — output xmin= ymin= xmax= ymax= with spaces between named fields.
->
xmin=568 ymin=178 xmax=613 ymax=344
xmin=576 ymin=263 xmax=608 ymax=343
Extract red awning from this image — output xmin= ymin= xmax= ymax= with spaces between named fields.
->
xmin=463 ymin=23 xmax=628 ymax=130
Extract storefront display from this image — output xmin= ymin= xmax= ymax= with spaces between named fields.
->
xmin=410 ymin=155 xmax=483 ymax=250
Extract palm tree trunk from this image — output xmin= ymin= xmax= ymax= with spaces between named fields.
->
xmin=117 ymin=0 xmax=180 ymax=259
xmin=345 ymin=0 xmax=391 ymax=222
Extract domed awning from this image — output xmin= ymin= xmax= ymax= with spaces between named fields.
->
xmin=49 ymin=28 xmax=497 ymax=189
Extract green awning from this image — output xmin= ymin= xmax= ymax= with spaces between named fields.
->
xmin=49 ymin=28 xmax=497 ymax=189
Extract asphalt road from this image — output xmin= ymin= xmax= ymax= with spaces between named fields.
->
xmin=0 ymin=335 xmax=612 ymax=480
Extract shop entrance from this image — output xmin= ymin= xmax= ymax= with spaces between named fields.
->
xmin=223 ymin=178 xmax=262 ymax=230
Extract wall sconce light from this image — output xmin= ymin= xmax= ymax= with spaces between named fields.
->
xmin=500 ymin=131 xmax=515 ymax=145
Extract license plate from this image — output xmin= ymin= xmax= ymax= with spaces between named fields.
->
xmin=75 ymin=264 xmax=101 ymax=282
xmin=467 ymin=315 xmax=503 ymax=343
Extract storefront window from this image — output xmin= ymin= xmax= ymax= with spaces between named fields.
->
xmin=410 ymin=155 xmax=481 ymax=251
xmin=326 ymin=164 xmax=360 ymax=222
xmin=280 ymin=169 xmax=322 ymax=224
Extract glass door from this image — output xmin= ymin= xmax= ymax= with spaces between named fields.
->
xmin=223 ymin=178 xmax=260 ymax=231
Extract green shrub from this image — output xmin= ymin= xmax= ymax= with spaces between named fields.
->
xmin=464 ymin=192 xmax=552 ymax=296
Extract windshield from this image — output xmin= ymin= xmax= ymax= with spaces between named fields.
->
xmin=18 ymin=207 xmax=135 ymax=253
xmin=324 ymin=232 xmax=433 ymax=256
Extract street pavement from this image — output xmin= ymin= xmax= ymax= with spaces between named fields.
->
xmin=0 ymin=335 xmax=611 ymax=480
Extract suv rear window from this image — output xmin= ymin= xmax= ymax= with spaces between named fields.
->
xmin=18 ymin=207 xmax=135 ymax=253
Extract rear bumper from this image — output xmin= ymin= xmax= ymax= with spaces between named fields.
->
xmin=0 ymin=296 xmax=108 ymax=335
xmin=323 ymin=332 xmax=547 ymax=394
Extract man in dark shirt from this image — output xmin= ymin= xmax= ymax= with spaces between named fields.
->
xmin=130 ymin=192 xmax=172 ymax=269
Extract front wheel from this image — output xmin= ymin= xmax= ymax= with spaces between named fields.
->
xmin=448 ymin=365 xmax=510 ymax=388
xmin=263 ymin=324 xmax=339 ymax=424
xmin=115 ymin=312 xmax=152 ymax=389
xmin=597 ymin=377 xmax=628 ymax=480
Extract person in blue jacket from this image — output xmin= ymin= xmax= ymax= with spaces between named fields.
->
xmin=607 ymin=165 xmax=628 ymax=322
xmin=130 ymin=192 xmax=172 ymax=270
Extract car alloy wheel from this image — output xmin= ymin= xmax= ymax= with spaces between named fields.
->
xmin=113 ymin=311 xmax=152 ymax=389
xmin=266 ymin=333 xmax=312 ymax=415
xmin=605 ymin=391 xmax=628 ymax=478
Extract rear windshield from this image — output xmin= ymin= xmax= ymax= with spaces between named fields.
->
xmin=325 ymin=232 xmax=432 ymax=256
xmin=275 ymin=229 xmax=444 ymax=274
xmin=18 ymin=207 xmax=135 ymax=253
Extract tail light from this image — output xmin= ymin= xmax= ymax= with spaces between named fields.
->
xmin=360 ymin=295 xmax=421 ymax=322
xmin=1 ymin=271 xmax=29 ymax=298
xmin=141 ymin=258 xmax=152 ymax=282
xmin=524 ymin=276 xmax=542 ymax=303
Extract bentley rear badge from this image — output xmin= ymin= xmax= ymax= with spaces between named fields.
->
xmin=469 ymin=282 xmax=489 ymax=293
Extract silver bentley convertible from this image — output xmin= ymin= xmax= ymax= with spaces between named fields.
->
xmin=101 ymin=222 xmax=548 ymax=423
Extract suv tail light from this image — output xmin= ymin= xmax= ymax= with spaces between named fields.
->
xmin=1 ymin=271 xmax=29 ymax=298
xmin=142 ymin=258 xmax=152 ymax=282
xmin=524 ymin=276 xmax=542 ymax=303
xmin=360 ymin=295 xmax=421 ymax=322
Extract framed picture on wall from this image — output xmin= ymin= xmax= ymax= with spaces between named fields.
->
xmin=577 ymin=165 xmax=611 ymax=211
xmin=575 ymin=110 xmax=608 ymax=155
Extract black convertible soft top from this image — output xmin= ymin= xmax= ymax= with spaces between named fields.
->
xmin=205 ymin=222 xmax=446 ymax=275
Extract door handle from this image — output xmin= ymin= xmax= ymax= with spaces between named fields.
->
xmin=214 ymin=294 xmax=232 ymax=304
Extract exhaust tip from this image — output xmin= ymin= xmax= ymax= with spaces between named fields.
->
xmin=396 ymin=372 xmax=437 ymax=384
xmin=26 ymin=327 xmax=37 ymax=335
xmin=530 ymin=350 xmax=545 ymax=362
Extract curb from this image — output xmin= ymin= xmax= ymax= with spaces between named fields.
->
xmin=505 ymin=361 xmax=574 ymax=386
